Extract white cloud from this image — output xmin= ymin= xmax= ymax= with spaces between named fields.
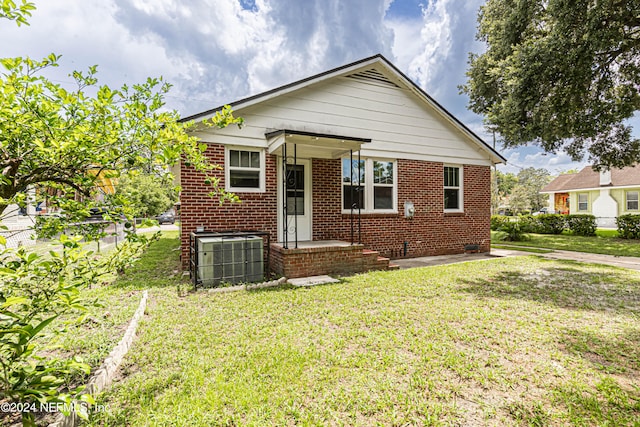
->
xmin=406 ymin=0 xmax=453 ymax=90
xmin=498 ymin=148 xmax=588 ymax=175
xmin=0 ymin=0 xmax=596 ymax=174
xmin=107 ymin=0 xmax=395 ymax=115
xmin=0 ymin=0 xmax=179 ymax=92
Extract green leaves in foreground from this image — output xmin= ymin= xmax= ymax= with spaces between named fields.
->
xmin=0 ymin=0 xmax=35 ymax=26
xmin=0 ymin=232 xmax=157 ymax=425
xmin=0 ymin=53 xmax=243 ymax=221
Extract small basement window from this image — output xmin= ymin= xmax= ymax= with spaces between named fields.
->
xmin=226 ymin=148 xmax=265 ymax=192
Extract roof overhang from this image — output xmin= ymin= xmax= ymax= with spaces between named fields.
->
xmin=180 ymin=54 xmax=507 ymax=165
xmin=265 ymin=129 xmax=370 ymax=159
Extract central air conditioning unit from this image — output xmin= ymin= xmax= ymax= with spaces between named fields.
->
xmin=196 ymin=236 xmax=264 ymax=286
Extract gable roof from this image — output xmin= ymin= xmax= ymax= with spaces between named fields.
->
xmin=180 ymin=54 xmax=506 ymax=164
xmin=541 ymin=165 xmax=640 ymax=192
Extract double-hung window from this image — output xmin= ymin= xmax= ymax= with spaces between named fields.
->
xmin=372 ymin=160 xmax=394 ymax=209
xmin=444 ymin=165 xmax=463 ymax=211
xmin=627 ymin=191 xmax=639 ymax=211
xmin=577 ymin=193 xmax=588 ymax=211
xmin=342 ymin=158 xmax=396 ymax=213
xmin=226 ymin=148 xmax=265 ymax=192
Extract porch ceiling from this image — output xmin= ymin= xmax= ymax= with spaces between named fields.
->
xmin=265 ymin=129 xmax=370 ymax=159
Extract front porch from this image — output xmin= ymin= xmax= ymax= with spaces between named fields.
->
xmin=270 ymin=240 xmax=397 ymax=279
xmin=266 ymin=129 xmax=369 ymax=247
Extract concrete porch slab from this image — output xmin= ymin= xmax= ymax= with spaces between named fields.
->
xmin=288 ymin=275 xmax=340 ymax=287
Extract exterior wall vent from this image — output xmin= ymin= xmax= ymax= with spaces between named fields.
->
xmin=346 ymin=69 xmax=400 ymax=88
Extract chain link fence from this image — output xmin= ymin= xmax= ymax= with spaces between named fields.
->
xmin=1 ymin=221 xmax=125 ymax=252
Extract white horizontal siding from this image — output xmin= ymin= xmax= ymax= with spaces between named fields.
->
xmin=192 ymin=76 xmax=491 ymax=164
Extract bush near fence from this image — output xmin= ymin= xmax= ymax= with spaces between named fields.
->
xmin=616 ymin=214 xmax=640 ymax=239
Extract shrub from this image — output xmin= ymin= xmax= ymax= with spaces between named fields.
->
xmin=0 ymin=231 xmax=158 ymax=425
xmin=536 ymin=214 xmax=566 ymax=234
xmin=616 ymin=214 xmax=640 ymax=239
xmin=490 ymin=215 xmax=509 ymax=231
xmin=566 ymin=214 xmax=597 ymax=236
xmin=518 ymin=214 xmax=541 ymax=233
xmin=495 ymin=218 xmax=529 ymax=241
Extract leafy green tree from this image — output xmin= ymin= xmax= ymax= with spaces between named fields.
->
xmin=562 ymin=168 xmax=580 ymax=175
xmin=508 ymin=185 xmax=530 ymax=214
xmin=517 ymin=167 xmax=551 ymax=212
xmin=115 ymin=173 xmax=177 ymax=218
xmin=0 ymin=0 xmax=35 ymax=25
xmin=492 ymin=169 xmax=518 ymax=213
xmin=496 ymin=170 xmax=517 ymax=197
xmin=463 ymin=0 xmax=640 ymax=169
xmin=0 ymin=54 xmax=242 ymax=219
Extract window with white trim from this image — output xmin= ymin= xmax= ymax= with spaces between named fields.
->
xmin=342 ymin=158 xmax=396 ymax=213
xmin=577 ymin=193 xmax=588 ymax=211
xmin=226 ymin=148 xmax=265 ymax=192
xmin=444 ymin=166 xmax=463 ymax=211
xmin=373 ymin=160 xmax=394 ymax=209
xmin=627 ymin=191 xmax=639 ymax=211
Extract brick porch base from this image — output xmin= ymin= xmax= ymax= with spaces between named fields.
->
xmin=269 ymin=241 xmax=396 ymax=279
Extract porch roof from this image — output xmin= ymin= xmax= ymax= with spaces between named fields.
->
xmin=265 ymin=129 xmax=371 ymax=159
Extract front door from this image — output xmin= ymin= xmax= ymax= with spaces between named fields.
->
xmin=278 ymin=158 xmax=312 ymax=242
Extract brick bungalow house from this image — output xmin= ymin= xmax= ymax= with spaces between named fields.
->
xmin=179 ymin=54 xmax=505 ymax=282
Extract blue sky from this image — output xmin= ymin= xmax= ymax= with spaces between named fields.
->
xmin=0 ymin=0 xmax=595 ymax=174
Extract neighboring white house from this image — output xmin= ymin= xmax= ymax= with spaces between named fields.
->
xmin=540 ymin=165 xmax=640 ymax=228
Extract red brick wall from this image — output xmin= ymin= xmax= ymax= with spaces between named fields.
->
xmin=180 ymin=143 xmax=491 ymax=267
xmin=311 ymin=158 xmax=491 ymax=259
xmin=179 ymin=144 xmax=278 ymax=267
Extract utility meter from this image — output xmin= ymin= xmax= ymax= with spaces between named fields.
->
xmin=404 ymin=201 xmax=415 ymax=218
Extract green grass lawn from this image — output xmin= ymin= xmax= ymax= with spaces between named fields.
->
xmin=491 ymin=230 xmax=640 ymax=257
xmin=82 ymin=235 xmax=639 ymax=426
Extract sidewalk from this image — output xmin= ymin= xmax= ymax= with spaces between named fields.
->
xmin=392 ymin=248 xmax=640 ymax=271
xmin=491 ymin=248 xmax=640 ymax=271
xmin=135 ymin=223 xmax=179 ymax=234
